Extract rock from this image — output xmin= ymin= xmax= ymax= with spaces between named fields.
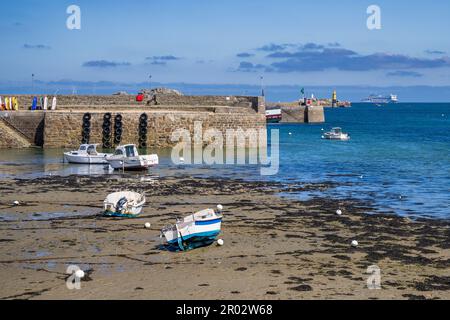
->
xmin=112 ymin=91 xmax=129 ymax=96
xmin=140 ymin=87 xmax=183 ymax=96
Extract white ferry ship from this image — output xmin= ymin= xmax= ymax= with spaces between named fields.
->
xmin=362 ymin=94 xmax=398 ymax=104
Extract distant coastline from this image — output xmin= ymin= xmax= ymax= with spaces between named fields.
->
xmin=2 ymin=81 xmax=450 ymax=103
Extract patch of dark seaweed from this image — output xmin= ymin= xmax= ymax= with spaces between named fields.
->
xmin=413 ymin=276 xmax=450 ymax=292
xmin=289 ymin=285 xmax=312 ymax=292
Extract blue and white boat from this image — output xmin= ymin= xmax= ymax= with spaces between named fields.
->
xmin=161 ymin=205 xmax=223 ymax=251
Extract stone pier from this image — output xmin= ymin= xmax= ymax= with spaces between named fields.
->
xmin=0 ymin=94 xmax=266 ymax=149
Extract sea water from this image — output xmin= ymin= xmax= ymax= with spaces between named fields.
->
xmin=0 ymin=103 xmax=448 ymax=219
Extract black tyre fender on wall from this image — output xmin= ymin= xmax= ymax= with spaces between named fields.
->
xmin=139 ymin=127 xmax=148 ymax=135
xmin=114 ymin=121 xmax=123 ymax=130
xmin=115 ymin=127 xmax=123 ymax=136
xmin=83 ymin=113 xmax=91 ymax=121
xmin=102 ymin=120 xmax=111 ymax=129
xmin=139 ymin=113 xmax=148 ymax=122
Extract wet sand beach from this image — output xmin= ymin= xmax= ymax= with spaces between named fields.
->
xmin=0 ymin=174 xmax=449 ymax=300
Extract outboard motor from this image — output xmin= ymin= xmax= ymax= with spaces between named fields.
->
xmin=116 ymin=197 xmax=128 ymax=213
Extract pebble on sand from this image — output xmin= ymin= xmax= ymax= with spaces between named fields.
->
xmin=336 ymin=209 xmax=343 ymax=216
xmin=351 ymin=240 xmax=359 ymax=247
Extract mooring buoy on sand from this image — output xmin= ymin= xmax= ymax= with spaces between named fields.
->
xmin=145 ymin=222 xmax=151 ymax=229
xmin=336 ymin=209 xmax=342 ymax=216
xmin=13 ymin=201 xmax=20 ymax=206
xmin=351 ymin=240 xmax=359 ymax=247
xmin=217 ymin=239 xmax=224 ymax=246
xmin=75 ymin=269 xmax=85 ymax=278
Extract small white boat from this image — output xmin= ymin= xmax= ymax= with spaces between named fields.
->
xmin=322 ymin=127 xmax=350 ymax=141
xmin=103 ymin=191 xmax=145 ymax=218
xmin=161 ymin=205 xmax=223 ymax=251
xmin=106 ymin=144 xmax=158 ymax=171
xmin=64 ymin=144 xmax=112 ymax=164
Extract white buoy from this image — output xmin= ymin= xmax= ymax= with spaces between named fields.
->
xmin=336 ymin=209 xmax=342 ymax=216
xmin=217 ymin=239 xmax=224 ymax=246
xmin=360 ymin=175 xmax=364 ymax=179
xmin=321 ymin=128 xmax=324 ymax=131
xmin=75 ymin=269 xmax=85 ymax=278
xmin=144 ymin=222 xmax=151 ymax=229
xmin=217 ymin=204 xmax=223 ymax=211
xmin=351 ymin=240 xmax=359 ymax=247
xmin=179 ymin=157 xmax=185 ymax=164
xmin=13 ymin=201 xmax=20 ymax=206
xmin=289 ymin=132 xmax=292 ymax=135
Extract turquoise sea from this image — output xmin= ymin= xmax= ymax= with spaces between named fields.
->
xmin=0 ymin=103 xmax=449 ymax=220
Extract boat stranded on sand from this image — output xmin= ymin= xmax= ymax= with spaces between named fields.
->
xmin=161 ymin=205 xmax=223 ymax=251
xmin=322 ymin=127 xmax=350 ymax=141
xmin=106 ymin=144 xmax=159 ymax=171
xmin=64 ymin=144 xmax=112 ymax=164
xmin=103 ymin=191 xmax=146 ymax=218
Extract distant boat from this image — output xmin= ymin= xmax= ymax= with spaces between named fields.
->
xmin=266 ymin=106 xmax=282 ymax=123
xmin=362 ymin=94 xmax=398 ymax=104
xmin=322 ymin=127 xmax=350 ymax=141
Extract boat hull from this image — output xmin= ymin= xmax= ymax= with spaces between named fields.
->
xmin=64 ymin=152 xmax=111 ymax=164
xmin=162 ymin=219 xmax=222 ymax=251
xmin=103 ymin=210 xmax=141 ymax=218
xmin=107 ymin=155 xmax=158 ymax=171
xmin=166 ymin=230 xmax=221 ymax=251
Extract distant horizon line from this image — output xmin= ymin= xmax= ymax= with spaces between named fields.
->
xmin=2 ymin=79 xmax=450 ymax=89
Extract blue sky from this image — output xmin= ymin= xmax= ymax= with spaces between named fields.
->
xmin=1 ymin=0 xmax=450 ymax=89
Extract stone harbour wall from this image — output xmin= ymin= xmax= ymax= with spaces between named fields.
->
xmin=279 ymin=105 xmax=325 ymax=123
xmin=0 ymin=94 xmax=266 ymax=148
xmin=44 ymin=111 xmax=266 ymax=149
xmin=305 ymin=106 xmax=325 ymax=123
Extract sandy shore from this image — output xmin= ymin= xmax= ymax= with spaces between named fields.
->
xmin=0 ymin=174 xmax=449 ymax=300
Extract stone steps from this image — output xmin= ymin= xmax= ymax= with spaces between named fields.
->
xmin=0 ymin=119 xmax=32 ymax=148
